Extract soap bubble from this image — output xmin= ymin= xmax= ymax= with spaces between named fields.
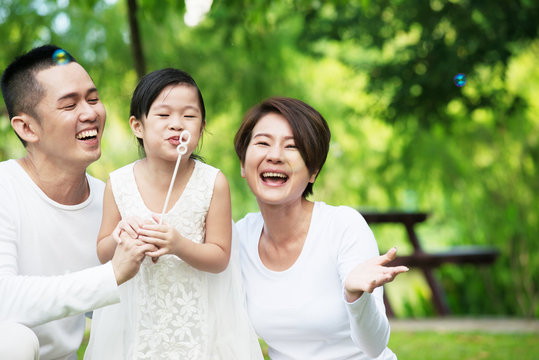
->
xmin=52 ymin=49 xmax=70 ymax=65
xmin=453 ymin=73 xmax=467 ymax=87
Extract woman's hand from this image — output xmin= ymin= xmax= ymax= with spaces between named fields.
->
xmin=344 ymin=247 xmax=409 ymax=302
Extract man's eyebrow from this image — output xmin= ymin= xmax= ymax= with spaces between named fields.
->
xmin=57 ymin=92 xmax=78 ymax=102
xmin=57 ymin=87 xmax=98 ymax=102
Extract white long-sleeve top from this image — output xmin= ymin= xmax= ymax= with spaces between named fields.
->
xmin=0 ymin=159 xmax=120 ymax=360
xmin=237 ymin=201 xmax=397 ymax=360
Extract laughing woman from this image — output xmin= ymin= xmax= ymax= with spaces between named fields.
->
xmin=234 ymin=97 xmax=408 ymax=360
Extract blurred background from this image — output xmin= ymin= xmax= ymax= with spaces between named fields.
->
xmin=1 ymin=0 xmax=537 ymax=319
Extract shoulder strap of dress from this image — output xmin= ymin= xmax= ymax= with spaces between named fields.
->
xmin=109 ymin=162 xmax=137 ymax=213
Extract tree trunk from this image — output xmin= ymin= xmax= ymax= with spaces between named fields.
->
xmin=127 ymin=0 xmax=146 ymax=79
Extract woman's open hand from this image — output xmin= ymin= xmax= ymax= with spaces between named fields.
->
xmin=344 ymin=247 xmax=409 ymax=302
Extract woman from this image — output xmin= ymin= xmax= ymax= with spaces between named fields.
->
xmin=234 ymin=97 xmax=408 ymax=360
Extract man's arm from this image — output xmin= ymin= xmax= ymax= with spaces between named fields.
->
xmin=0 ymin=237 xmax=153 ymax=328
xmin=0 ymin=188 xmax=152 ymax=328
xmin=0 ymin=183 xmax=118 ymax=327
xmin=0 ymin=262 xmax=119 ymax=327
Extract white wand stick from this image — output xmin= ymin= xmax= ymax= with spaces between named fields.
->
xmin=160 ymin=130 xmax=191 ymax=225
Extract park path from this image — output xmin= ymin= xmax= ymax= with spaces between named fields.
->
xmin=389 ymin=318 xmax=539 ymax=333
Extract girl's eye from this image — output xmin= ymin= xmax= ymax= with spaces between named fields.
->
xmin=157 ymin=114 xmax=169 ymax=117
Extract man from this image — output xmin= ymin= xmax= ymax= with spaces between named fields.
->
xmin=0 ymin=45 xmax=154 ymax=359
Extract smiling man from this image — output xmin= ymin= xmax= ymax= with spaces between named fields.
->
xmin=0 ymin=45 xmax=155 ymax=360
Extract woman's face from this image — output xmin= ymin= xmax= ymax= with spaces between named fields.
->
xmin=241 ymin=112 xmax=316 ymax=207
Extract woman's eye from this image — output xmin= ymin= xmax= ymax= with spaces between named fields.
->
xmin=63 ymin=104 xmax=76 ymax=110
xmin=88 ymin=98 xmax=99 ymax=104
xmin=255 ymin=141 xmax=269 ymax=146
xmin=286 ymin=144 xmax=297 ymax=149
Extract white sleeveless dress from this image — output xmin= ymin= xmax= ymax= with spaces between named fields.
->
xmin=85 ymin=160 xmax=263 ymax=360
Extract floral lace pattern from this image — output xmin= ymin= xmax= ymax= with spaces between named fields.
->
xmin=110 ymin=160 xmax=218 ymax=359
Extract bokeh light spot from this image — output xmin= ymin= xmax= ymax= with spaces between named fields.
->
xmin=453 ymin=73 xmax=467 ymax=87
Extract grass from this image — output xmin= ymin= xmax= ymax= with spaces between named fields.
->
xmin=388 ymin=332 xmax=538 ymax=360
xmin=77 ymin=328 xmax=539 ymax=360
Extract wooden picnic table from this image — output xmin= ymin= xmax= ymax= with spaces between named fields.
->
xmin=361 ymin=211 xmax=500 ymax=316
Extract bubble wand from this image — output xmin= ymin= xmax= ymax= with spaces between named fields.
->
xmin=159 ymin=130 xmax=191 ymax=224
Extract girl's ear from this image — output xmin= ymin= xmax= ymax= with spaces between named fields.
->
xmin=129 ymin=116 xmax=144 ymax=139
xmin=11 ymin=114 xmax=40 ymax=144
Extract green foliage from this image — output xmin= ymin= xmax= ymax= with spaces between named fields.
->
xmin=1 ymin=0 xmax=537 ymax=317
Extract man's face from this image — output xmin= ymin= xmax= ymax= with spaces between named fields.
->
xmin=32 ymin=62 xmax=106 ymax=170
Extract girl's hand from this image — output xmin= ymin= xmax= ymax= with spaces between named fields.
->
xmin=112 ymin=216 xmax=147 ymax=244
xmin=344 ymin=247 xmax=409 ymax=302
xmin=136 ymin=214 xmax=186 ymax=258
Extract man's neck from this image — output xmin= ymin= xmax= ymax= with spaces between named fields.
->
xmin=17 ymin=155 xmax=90 ymax=205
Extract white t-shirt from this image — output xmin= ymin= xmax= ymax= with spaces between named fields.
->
xmin=237 ymin=201 xmax=397 ymax=360
xmin=0 ymin=159 xmax=120 ymax=360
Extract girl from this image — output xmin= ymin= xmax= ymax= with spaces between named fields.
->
xmin=85 ymin=68 xmax=262 ymax=359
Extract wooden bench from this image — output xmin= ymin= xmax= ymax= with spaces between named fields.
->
xmin=361 ymin=211 xmax=500 ymax=316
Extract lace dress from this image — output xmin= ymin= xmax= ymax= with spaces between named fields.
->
xmin=85 ymin=160 xmax=262 ymax=360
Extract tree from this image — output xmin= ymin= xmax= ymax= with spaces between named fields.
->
xmin=1 ymin=0 xmax=537 ymax=316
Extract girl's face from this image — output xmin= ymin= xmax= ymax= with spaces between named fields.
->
xmin=131 ymin=84 xmax=203 ymax=161
xmin=241 ymin=112 xmax=316 ymax=207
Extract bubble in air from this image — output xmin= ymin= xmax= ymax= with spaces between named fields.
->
xmin=453 ymin=73 xmax=466 ymax=87
xmin=52 ymin=49 xmax=70 ymax=65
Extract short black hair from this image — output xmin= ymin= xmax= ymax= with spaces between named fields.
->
xmin=1 ymin=45 xmax=76 ymax=145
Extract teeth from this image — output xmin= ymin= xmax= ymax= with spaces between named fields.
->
xmin=76 ymin=129 xmax=97 ymax=139
xmin=262 ymin=172 xmax=287 ymax=178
